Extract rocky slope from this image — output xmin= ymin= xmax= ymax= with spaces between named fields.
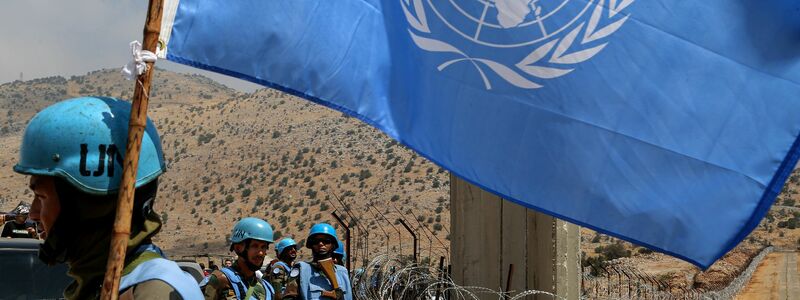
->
xmin=0 ymin=69 xmax=450 ymax=265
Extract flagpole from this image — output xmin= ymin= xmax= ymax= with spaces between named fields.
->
xmin=100 ymin=0 xmax=163 ymax=299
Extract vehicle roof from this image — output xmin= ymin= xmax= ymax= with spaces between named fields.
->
xmin=176 ymin=261 xmax=205 ymax=283
xmin=0 ymin=238 xmax=42 ymax=250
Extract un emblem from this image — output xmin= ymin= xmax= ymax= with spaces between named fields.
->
xmin=402 ymin=0 xmax=634 ymax=89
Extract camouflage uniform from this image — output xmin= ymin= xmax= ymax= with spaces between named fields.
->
xmin=202 ymin=267 xmax=270 ymax=300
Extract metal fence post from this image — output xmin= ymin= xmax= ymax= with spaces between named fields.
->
xmin=398 ymin=218 xmax=418 ymax=262
xmin=331 ymin=211 xmax=351 ymax=270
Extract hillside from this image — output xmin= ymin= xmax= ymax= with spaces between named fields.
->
xmin=0 ymin=69 xmax=450 ymax=265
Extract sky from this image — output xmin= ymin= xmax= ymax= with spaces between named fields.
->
xmin=0 ymin=0 xmax=261 ymax=92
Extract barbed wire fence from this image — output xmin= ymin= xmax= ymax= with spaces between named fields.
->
xmin=580 ymin=246 xmax=773 ymax=300
xmin=351 ymin=254 xmax=567 ymax=300
xmin=321 ymin=192 xmax=775 ymax=300
xmin=697 ymin=246 xmax=773 ymax=300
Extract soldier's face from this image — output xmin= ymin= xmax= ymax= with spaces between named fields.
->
xmin=28 ymin=176 xmax=60 ymax=240
xmin=286 ymin=246 xmax=297 ymax=259
xmin=309 ymin=234 xmax=335 ymax=255
xmin=244 ymin=240 xmax=269 ymax=267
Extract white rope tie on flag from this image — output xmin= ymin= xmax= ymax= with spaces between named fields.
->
xmin=121 ymin=41 xmax=157 ymax=80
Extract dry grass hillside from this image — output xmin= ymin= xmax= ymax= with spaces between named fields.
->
xmin=0 ymin=69 xmax=450 ymax=265
xmin=2 ymin=69 xmax=800 ymax=290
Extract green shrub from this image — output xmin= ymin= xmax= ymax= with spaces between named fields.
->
xmin=638 ymin=247 xmax=654 ymax=254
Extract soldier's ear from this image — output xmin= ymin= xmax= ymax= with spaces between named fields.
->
xmin=233 ymin=242 xmax=244 ymax=253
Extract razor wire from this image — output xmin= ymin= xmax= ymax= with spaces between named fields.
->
xmin=351 ymin=254 xmax=567 ymax=300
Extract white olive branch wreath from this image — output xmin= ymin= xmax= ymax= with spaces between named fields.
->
xmin=403 ymin=0 xmax=635 ymax=90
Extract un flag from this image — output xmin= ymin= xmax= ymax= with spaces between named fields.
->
xmin=159 ymin=0 xmax=800 ymax=268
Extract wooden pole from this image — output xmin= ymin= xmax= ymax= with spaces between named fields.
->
xmin=100 ymin=1 xmax=163 ymax=299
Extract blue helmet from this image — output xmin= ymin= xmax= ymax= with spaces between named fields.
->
xmin=305 ymin=223 xmax=338 ymax=250
xmin=14 ymin=97 xmax=165 ymax=195
xmin=231 ymin=217 xmax=274 ymax=244
xmin=275 ymin=238 xmax=297 ymax=256
xmin=334 ymin=239 xmax=346 ymax=259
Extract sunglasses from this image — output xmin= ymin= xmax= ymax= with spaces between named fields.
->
xmin=310 ymin=238 xmax=335 ymax=245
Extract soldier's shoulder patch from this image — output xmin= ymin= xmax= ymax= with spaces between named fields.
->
xmin=289 ymin=266 xmax=300 ymax=278
xmin=272 ymin=267 xmax=284 ymax=275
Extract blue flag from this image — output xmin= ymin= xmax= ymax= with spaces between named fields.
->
xmin=157 ymin=0 xmax=800 ymax=268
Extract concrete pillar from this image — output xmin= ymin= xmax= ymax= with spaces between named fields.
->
xmin=450 ymin=174 xmax=581 ymax=300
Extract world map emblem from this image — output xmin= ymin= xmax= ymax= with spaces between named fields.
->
xmin=402 ymin=0 xmax=635 ymax=89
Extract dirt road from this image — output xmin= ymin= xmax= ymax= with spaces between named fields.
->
xmin=736 ymin=251 xmax=800 ymax=300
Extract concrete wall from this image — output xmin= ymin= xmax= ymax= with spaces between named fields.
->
xmin=450 ymin=174 xmax=581 ymax=300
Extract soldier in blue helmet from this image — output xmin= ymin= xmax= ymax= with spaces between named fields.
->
xmin=331 ymin=240 xmax=346 ymax=267
xmin=266 ymin=238 xmax=298 ymax=299
xmin=14 ymin=97 xmax=202 ymax=299
xmin=282 ymin=223 xmax=352 ymax=300
xmin=202 ymin=217 xmax=275 ymax=300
